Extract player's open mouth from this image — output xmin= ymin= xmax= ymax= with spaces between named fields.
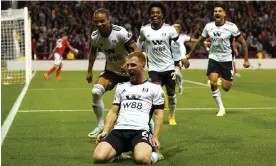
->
xmin=129 ymin=71 xmax=134 ymax=77
xmin=152 ymin=17 xmax=158 ymax=21
xmin=215 ymin=15 xmax=221 ymax=19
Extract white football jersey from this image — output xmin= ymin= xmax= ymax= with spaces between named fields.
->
xmin=202 ymin=21 xmax=240 ymax=62
xmin=91 ymin=25 xmax=132 ymax=75
xmin=139 ymin=24 xmax=178 ymax=72
xmin=113 ymin=81 xmax=164 ymax=131
xmin=171 ymin=34 xmax=191 ymax=61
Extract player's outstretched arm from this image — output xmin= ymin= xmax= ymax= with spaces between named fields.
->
xmin=236 ymin=35 xmax=250 ymax=68
xmin=68 ymin=45 xmax=79 ymax=54
xmin=152 ymin=109 xmax=164 ymax=150
xmin=86 ymin=46 xmax=98 ymax=83
xmin=186 ymin=36 xmax=206 ymax=59
xmin=48 ymin=47 xmax=56 ymax=60
xmin=190 ymin=38 xmax=199 ymax=43
xmin=176 ymin=38 xmax=190 ymax=69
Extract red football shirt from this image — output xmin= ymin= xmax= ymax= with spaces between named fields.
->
xmin=55 ymin=38 xmax=69 ymax=56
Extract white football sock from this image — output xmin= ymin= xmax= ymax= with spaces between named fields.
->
xmin=212 ymin=89 xmax=224 ymax=109
xmin=151 ymin=152 xmax=159 ymax=163
xmin=92 ymin=84 xmax=105 ymax=127
xmin=168 ymin=95 xmax=176 ymax=118
xmin=175 ymin=68 xmax=183 ymax=88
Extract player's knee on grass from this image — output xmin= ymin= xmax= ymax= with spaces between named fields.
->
xmin=92 ymin=84 xmax=105 ymax=106
xmin=93 ymin=142 xmax=116 ymax=163
xmin=134 ymin=154 xmax=151 ymax=165
xmin=133 ymin=143 xmax=152 ymax=165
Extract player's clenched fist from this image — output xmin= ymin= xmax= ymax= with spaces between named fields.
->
xmin=86 ymin=72 xmax=93 ymax=83
xmin=96 ymin=132 xmax=107 ymax=145
xmin=243 ymin=60 xmax=250 ymax=68
xmin=181 ymin=58 xmax=190 ymax=69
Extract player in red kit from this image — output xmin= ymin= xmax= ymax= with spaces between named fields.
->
xmin=44 ymin=33 xmax=79 ymax=80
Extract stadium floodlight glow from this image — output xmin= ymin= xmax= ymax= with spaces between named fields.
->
xmin=1 ymin=7 xmax=32 ymax=85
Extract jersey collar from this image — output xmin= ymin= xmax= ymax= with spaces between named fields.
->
xmin=151 ymin=23 xmax=163 ymax=30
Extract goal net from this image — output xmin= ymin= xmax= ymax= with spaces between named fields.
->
xmin=1 ymin=7 xmax=32 ymax=85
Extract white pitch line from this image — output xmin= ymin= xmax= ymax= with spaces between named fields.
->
xmin=184 ymin=80 xmax=209 ymax=87
xmin=1 ymin=71 xmax=36 ymax=146
xmin=28 ymin=88 xmax=91 ymax=91
xmin=18 ymin=107 xmax=276 ymax=113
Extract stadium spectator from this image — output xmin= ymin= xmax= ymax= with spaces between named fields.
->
xmin=18 ymin=1 xmax=275 ymax=59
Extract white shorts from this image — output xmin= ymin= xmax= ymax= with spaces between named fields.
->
xmin=54 ymin=53 xmax=62 ymax=65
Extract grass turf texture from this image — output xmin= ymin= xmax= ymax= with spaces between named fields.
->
xmin=1 ymin=70 xmax=276 ymax=166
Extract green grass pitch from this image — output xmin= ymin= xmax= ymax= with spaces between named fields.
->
xmin=1 ymin=70 xmax=276 ymax=166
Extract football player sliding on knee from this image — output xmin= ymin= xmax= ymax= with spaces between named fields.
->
xmin=86 ymin=8 xmax=139 ymax=139
xmin=186 ymin=3 xmax=250 ymax=116
xmin=44 ymin=33 xmax=78 ymax=80
xmin=93 ymin=52 xmax=164 ymax=164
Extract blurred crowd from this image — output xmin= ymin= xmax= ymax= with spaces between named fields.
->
xmin=20 ymin=1 xmax=276 ymax=59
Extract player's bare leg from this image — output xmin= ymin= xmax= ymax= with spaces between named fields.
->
xmin=221 ymin=78 xmax=232 ymax=92
xmin=55 ymin=63 xmax=63 ymax=80
xmin=208 ymin=75 xmax=222 ymax=86
xmin=166 ymin=82 xmax=177 ymax=125
xmin=133 ymin=142 xmax=152 ymax=164
xmin=209 ymin=73 xmax=225 ymax=116
xmin=134 ymin=142 xmax=164 ymax=164
xmin=44 ymin=64 xmax=58 ymax=80
xmin=88 ymin=77 xmax=113 ymax=138
xmin=93 ymin=142 xmax=117 ymax=163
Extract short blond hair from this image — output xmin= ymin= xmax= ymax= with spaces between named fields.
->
xmin=127 ymin=52 xmax=146 ymax=67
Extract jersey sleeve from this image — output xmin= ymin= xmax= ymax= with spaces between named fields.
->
xmin=231 ymin=24 xmax=241 ymax=37
xmin=171 ymin=26 xmax=179 ymax=40
xmin=113 ymin=84 xmax=122 ymax=105
xmin=136 ymin=27 xmax=145 ymax=49
xmin=183 ymin=35 xmax=191 ymax=43
xmin=118 ymin=28 xmax=133 ymax=44
xmin=177 ymin=39 xmax=186 ymax=59
xmin=139 ymin=27 xmax=145 ymax=41
xmin=90 ymin=31 xmax=99 ymax=47
xmin=152 ymin=85 xmax=165 ymax=110
xmin=63 ymin=40 xmax=69 ymax=47
xmin=201 ymin=24 xmax=208 ymax=38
